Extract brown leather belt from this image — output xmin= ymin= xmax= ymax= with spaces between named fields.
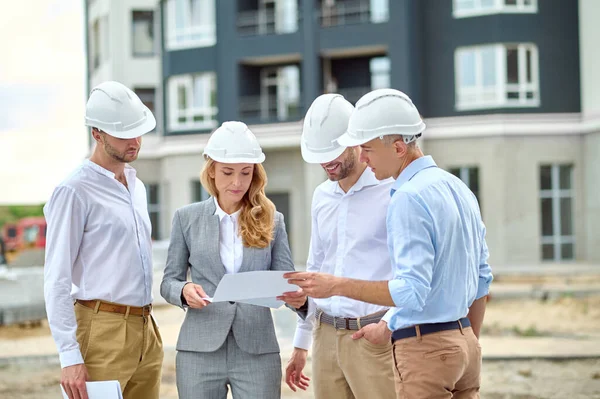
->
xmin=76 ymin=299 xmax=152 ymax=317
xmin=316 ymin=308 xmax=387 ymax=331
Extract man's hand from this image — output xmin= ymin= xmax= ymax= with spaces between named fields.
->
xmin=285 ymin=348 xmax=311 ymax=392
xmin=284 ymin=272 xmax=342 ymax=299
xmin=352 ymin=320 xmax=392 ymax=345
xmin=182 ymin=283 xmax=210 ymax=309
xmin=277 ymin=289 xmax=307 ymax=309
xmin=61 ymin=363 xmax=90 ymax=399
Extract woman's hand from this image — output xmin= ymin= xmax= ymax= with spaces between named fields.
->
xmin=277 ymin=289 xmax=307 ymax=309
xmin=182 ymin=283 xmax=210 ymax=309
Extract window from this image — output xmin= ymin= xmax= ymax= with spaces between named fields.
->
xmin=168 ymin=73 xmax=217 ymax=131
xmin=453 ymin=0 xmax=537 ymax=18
xmin=449 ymin=167 xmax=481 ymax=209
xmin=134 ymin=88 xmax=156 ymax=114
xmin=147 ymin=184 xmax=160 ymax=240
xmin=191 ymin=181 xmax=210 ymax=202
xmin=241 ymin=65 xmax=301 ymax=121
xmin=89 ymin=17 xmax=109 ymax=72
xmin=165 ymin=0 xmax=216 ymax=50
xmin=455 ymin=43 xmax=539 ymax=110
xmin=134 ymin=88 xmax=156 ymax=133
xmin=132 ymin=11 xmax=154 ymax=56
xmin=320 ymin=0 xmax=389 ymax=27
xmin=370 ymin=56 xmax=390 ymax=90
xmin=237 ymin=0 xmax=298 ymax=36
xmin=539 ymin=164 xmax=574 ymax=261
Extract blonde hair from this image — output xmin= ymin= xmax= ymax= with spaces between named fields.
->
xmin=200 ymin=158 xmax=276 ymax=248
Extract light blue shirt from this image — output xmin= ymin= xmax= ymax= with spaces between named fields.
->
xmin=386 ymin=156 xmax=493 ymax=331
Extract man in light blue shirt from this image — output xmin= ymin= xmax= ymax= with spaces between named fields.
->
xmin=287 ymin=88 xmax=492 ymax=398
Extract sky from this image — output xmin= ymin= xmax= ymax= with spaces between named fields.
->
xmin=0 ymin=0 xmax=88 ymax=205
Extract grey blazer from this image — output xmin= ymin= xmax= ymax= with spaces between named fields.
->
xmin=160 ymin=199 xmax=301 ymax=355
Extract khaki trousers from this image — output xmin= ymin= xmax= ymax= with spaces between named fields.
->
xmin=312 ymin=321 xmax=396 ymax=399
xmin=392 ymin=326 xmax=481 ymax=399
xmin=74 ymin=301 xmax=164 ymax=399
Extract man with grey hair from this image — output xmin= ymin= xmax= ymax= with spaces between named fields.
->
xmin=287 ymin=88 xmax=492 ymax=399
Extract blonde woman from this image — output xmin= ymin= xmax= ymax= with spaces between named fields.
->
xmin=160 ymin=121 xmax=308 ymax=399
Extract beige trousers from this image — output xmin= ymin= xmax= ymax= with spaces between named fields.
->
xmin=312 ymin=321 xmax=396 ymax=399
xmin=74 ymin=301 xmax=164 ymax=399
xmin=392 ymin=326 xmax=481 ymax=399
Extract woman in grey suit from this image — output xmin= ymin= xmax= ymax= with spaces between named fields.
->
xmin=160 ymin=121 xmax=309 ymax=399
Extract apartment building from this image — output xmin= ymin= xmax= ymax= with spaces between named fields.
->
xmin=86 ymin=0 xmax=600 ymax=266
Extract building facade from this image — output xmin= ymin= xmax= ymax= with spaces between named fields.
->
xmin=85 ymin=0 xmax=162 ymax=237
xmin=87 ymin=0 xmax=600 ymax=266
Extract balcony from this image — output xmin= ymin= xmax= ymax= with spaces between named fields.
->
xmin=322 ymin=55 xmax=390 ymax=104
xmin=239 ymin=93 xmax=303 ymax=122
xmin=237 ymin=0 xmax=300 ymax=36
xmin=319 ymin=0 xmax=389 ymax=27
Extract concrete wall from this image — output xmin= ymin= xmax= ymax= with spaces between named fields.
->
xmin=427 ymin=135 xmax=584 ymax=265
xmin=88 ymin=0 xmax=159 ymax=90
xmin=579 ymin=0 xmax=600 ymax=262
xmin=583 ymin=132 xmax=600 ymax=262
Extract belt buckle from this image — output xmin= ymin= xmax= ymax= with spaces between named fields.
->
xmin=333 ymin=316 xmax=344 ymax=330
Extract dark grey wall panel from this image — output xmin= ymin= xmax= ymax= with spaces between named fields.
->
xmin=420 ymin=0 xmax=580 ymax=117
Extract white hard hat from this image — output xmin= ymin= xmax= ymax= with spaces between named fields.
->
xmin=203 ymin=121 xmax=266 ymax=164
xmin=337 ymin=88 xmax=425 ymax=147
xmin=301 ymin=94 xmax=354 ymax=164
xmin=85 ymin=81 xmax=156 ymax=139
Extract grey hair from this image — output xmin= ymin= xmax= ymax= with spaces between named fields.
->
xmin=381 ymin=135 xmax=418 ymax=149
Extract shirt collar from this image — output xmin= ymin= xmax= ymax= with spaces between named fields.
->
xmin=391 ymin=155 xmax=437 ymax=195
xmin=84 ymin=159 xmax=137 ymax=179
xmin=332 ymin=166 xmax=380 ymax=196
xmin=213 ymin=197 xmax=241 ymax=221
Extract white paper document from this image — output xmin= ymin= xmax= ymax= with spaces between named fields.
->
xmin=206 ymin=270 xmax=299 ymax=308
xmin=60 ymin=380 xmax=123 ymax=399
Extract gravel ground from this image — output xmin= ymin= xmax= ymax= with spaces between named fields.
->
xmin=2 ymin=296 xmax=600 ymax=398
xmin=1 ymin=354 xmax=600 ymax=398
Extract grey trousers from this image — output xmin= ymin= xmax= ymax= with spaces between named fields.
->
xmin=176 ymin=331 xmax=282 ymax=399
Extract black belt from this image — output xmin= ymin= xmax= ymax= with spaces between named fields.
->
xmin=392 ymin=317 xmax=471 ymax=342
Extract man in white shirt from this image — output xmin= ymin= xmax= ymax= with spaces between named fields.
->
xmin=284 ymin=94 xmax=396 ymax=398
xmin=44 ymin=81 xmax=163 ymax=399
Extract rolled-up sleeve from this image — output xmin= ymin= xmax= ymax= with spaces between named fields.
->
xmin=43 ymin=186 xmax=86 ymax=368
xmin=387 ymin=192 xmax=435 ymax=312
xmin=292 ymin=198 xmax=324 ymax=350
xmin=476 ymin=225 xmax=493 ymax=299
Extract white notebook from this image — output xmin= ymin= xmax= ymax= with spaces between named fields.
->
xmin=60 ymin=380 xmax=123 ymax=399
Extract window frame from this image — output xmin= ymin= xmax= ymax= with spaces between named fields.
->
xmin=165 ymin=0 xmax=216 ymax=50
xmin=168 ymin=73 xmax=218 ymax=132
xmin=131 ymin=10 xmax=155 ymax=57
xmin=455 ymin=43 xmax=540 ymax=111
xmin=147 ymin=183 xmax=161 ymax=240
xmin=539 ymin=164 xmax=575 ymax=262
xmin=453 ymin=0 xmax=537 ymax=19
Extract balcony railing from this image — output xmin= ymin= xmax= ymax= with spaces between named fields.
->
xmin=237 ymin=5 xmax=300 ymax=36
xmin=239 ymin=94 xmax=302 ymax=122
xmin=320 ymin=0 xmax=388 ymax=27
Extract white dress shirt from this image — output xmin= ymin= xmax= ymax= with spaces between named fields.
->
xmin=43 ymin=160 xmax=154 ymax=368
xmin=214 ymin=197 xmax=243 ymax=274
xmin=293 ymin=167 xmax=395 ymax=350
